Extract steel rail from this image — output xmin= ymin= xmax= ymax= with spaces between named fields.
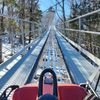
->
xmin=59 ymin=30 xmax=100 ymax=67
xmin=66 ymin=9 xmax=100 ymax=22
xmin=25 ymin=31 xmax=50 ymax=83
xmin=65 ymin=28 xmax=100 ymax=35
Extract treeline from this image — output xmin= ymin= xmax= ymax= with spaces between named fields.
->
xmin=0 ymin=0 xmax=42 ymax=63
xmin=68 ymin=0 xmax=100 ymax=58
xmin=70 ymin=0 xmax=100 ymax=31
xmin=71 ymin=0 xmax=100 ymax=17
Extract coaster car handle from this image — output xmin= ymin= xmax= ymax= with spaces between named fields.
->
xmin=0 ymin=85 xmax=19 ymax=100
xmin=38 ymin=68 xmax=58 ymax=98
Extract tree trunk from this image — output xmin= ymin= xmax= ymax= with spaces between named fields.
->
xmin=0 ymin=1 xmax=5 ymax=63
xmin=19 ymin=0 xmax=25 ymax=45
xmin=62 ymin=0 xmax=66 ymax=35
xmin=29 ymin=0 xmax=33 ymax=43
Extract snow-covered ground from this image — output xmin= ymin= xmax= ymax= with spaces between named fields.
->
xmin=2 ymin=43 xmax=23 ymax=61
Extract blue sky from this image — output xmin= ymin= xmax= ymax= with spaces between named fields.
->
xmin=39 ymin=0 xmax=71 ymax=18
xmin=39 ymin=0 xmax=54 ymax=11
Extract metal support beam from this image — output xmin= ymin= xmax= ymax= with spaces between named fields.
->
xmin=64 ymin=28 xmax=100 ymax=35
xmin=66 ymin=9 xmax=100 ymax=22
